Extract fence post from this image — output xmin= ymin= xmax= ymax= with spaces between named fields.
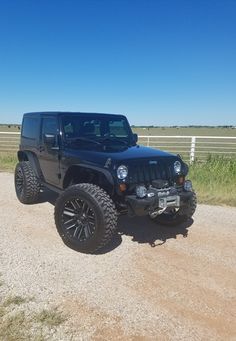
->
xmin=190 ymin=137 xmax=196 ymax=163
xmin=147 ymin=136 xmax=150 ymax=147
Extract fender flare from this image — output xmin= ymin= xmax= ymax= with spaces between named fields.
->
xmin=63 ymin=163 xmax=115 ymax=196
xmin=17 ymin=151 xmax=44 ymax=180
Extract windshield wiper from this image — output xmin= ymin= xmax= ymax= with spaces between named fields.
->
xmin=99 ymin=137 xmax=129 ymax=146
xmin=66 ymin=137 xmax=102 ymax=146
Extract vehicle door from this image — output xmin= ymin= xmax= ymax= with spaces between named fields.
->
xmin=38 ymin=116 xmax=61 ymax=185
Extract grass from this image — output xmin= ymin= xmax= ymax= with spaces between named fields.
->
xmin=34 ymin=308 xmax=66 ymax=327
xmin=0 ymin=307 xmax=66 ymax=341
xmin=0 ymin=311 xmax=30 ymax=341
xmin=0 ymin=124 xmax=21 ymax=132
xmin=133 ymin=126 xmax=236 ymax=137
xmin=0 ymin=275 xmax=68 ymax=340
xmin=0 ymin=295 xmax=67 ymax=341
xmin=189 ymin=156 xmax=236 ymax=206
xmin=0 ymin=153 xmax=17 ymax=171
xmin=0 ymin=273 xmax=4 ymax=287
xmin=3 ymin=295 xmax=28 ymax=307
xmin=0 ymin=306 xmax=67 ymax=341
xmin=0 ymin=306 xmax=5 ymax=318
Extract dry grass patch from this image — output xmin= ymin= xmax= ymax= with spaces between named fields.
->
xmin=34 ymin=308 xmax=66 ymax=327
xmin=0 ymin=153 xmax=17 ymax=172
xmin=0 ymin=305 xmax=67 ymax=341
xmin=0 ymin=285 xmax=67 ymax=340
xmin=0 ymin=273 xmax=4 ymax=287
xmin=0 ymin=306 xmax=6 ymax=318
xmin=0 ymin=311 xmax=31 ymax=341
xmin=3 ymin=295 xmax=28 ymax=307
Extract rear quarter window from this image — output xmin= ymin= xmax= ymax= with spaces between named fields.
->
xmin=22 ymin=117 xmax=39 ymax=139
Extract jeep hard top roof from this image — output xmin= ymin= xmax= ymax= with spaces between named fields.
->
xmin=23 ymin=111 xmax=126 ymax=118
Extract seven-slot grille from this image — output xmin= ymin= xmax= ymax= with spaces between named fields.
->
xmin=128 ymin=159 xmax=174 ymax=184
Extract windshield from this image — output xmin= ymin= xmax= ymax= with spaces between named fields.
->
xmin=62 ymin=114 xmax=133 ymax=150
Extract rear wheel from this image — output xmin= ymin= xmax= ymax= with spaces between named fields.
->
xmin=14 ymin=161 xmax=41 ymax=204
xmin=54 ymin=184 xmax=117 ymax=253
xmin=149 ymin=192 xmax=197 ymax=226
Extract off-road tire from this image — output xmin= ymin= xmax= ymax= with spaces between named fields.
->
xmin=150 ymin=192 xmax=197 ymax=226
xmin=15 ymin=161 xmax=41 ymax=204
xmin=54 ymin=184 xmax=117 ymax=254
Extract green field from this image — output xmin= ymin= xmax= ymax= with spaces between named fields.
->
xmin=0 ymin=124 xmax=21 ymax=132
xmin=133 ymin=126 xmax=236 ymax=137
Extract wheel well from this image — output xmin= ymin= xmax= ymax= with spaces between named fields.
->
xmin=63 ymin=166 xmax=113 ymax=196
xmin=17 ymin=151 xmax=29 ymax=161
xmin=17 ymin=151 xmax=43 ymax=180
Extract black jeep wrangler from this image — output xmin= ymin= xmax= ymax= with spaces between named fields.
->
xmin=15 ymin=112 xmax=196 ymax=253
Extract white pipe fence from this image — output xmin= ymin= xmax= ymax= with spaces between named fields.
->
xmin=1 ymin=132 xmax=236 ymax=163
xmin=138 ymin=135 xmax=236 ymax=162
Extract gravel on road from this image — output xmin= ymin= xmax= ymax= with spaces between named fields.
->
xmin=0 ymin=172 xmax=236 ymax=340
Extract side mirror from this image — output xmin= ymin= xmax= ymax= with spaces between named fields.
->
xmin=133 ymin=133 xmax=138 ymax=144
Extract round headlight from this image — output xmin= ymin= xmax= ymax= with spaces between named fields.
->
xmin=136 ymin=185 xmax=147 ymax=198
xmin=174 ymin=160 xmax=181 ymax=174
xmin=117 ymin=165 xmax=128 ymax=179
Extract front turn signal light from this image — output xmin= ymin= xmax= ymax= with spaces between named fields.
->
xmin=119 ymin=183 xmax=127 ymax=192
xmin=177 ymin=176 xmax=185 ymax=185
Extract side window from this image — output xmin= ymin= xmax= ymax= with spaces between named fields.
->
xmin=62 ymin=117 xmax=80 ymax=138
xmin=42 ymin=117 xmax=58 ymax=136
xmin=64 ymin=122 xmax=74 ymax=134
xmin=22 ymin=117 xmax=38 ymax=139
xmin=42 ymin=117 xmax=58 ymax=145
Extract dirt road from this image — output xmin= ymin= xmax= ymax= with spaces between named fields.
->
xmin=0 ymin=172 xmax=236 ymax=340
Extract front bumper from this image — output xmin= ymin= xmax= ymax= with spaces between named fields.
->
xmin=125 ymin=187 xmax=194 ymax=216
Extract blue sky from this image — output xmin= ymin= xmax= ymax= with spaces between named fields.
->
xmin=0 ymin=0 xmax=235 ymax=125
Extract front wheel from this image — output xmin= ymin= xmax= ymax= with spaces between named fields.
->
xmin=149 ymin=192 xmax=197 ymax=226
xmin=54 ymin=184 xmax=117 ymax=253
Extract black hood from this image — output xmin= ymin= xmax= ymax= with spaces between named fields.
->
xmin=64 ymin=145 xmax=180 ymax=167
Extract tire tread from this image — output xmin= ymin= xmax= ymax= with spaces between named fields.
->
xmin=15 ymin=161 xmax=40 ymax=204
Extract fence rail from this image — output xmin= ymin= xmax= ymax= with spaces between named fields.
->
xmin=0 ymin=132 xmax=21 ymax=153
xmin=1 ymin=132 xmax=236 ymax=163
xmin=138 ymin=136 xmax=236 ymax=162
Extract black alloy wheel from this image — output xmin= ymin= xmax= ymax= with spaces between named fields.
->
xmin=62 ymin=198 xmax=96 ymax=242
xmin=54 ymin=183 xmax=117 ymax=253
